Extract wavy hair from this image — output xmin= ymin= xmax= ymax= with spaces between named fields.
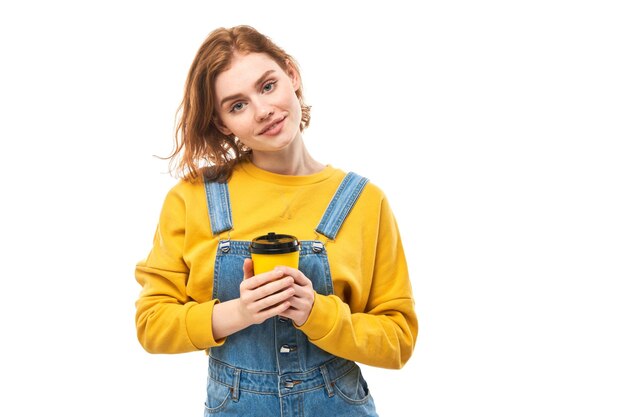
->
xmin=166 ymin=25 xmax=311 ymax=182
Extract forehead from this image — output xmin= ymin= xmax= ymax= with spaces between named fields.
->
xmin=214 ymin=52 xmax=284 ymax=97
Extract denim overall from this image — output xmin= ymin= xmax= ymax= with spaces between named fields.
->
xmin=203 ymin=172 xmax=378 ymax=416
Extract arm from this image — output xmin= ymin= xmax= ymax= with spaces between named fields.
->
xmin=135 ymin=188 xmax=297 ymax=353
xmin=295 ymin=196 xmax=418 ymax=369
xmin=134 ymin=187 xmax=223 ymax=353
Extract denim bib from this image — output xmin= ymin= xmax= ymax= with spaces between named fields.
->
xmin=203 ymin=172 xmax=378 ymax=416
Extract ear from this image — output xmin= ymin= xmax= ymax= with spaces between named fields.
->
xmin=285 ymin=60 xmax=301 ymax=91
xmin=214 ymin=117 xmax=232 ymax=136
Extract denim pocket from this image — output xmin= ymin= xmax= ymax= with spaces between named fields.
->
xmin=204 ymin=379 xmax=232 ymax=414
xmin=333 ymin=365 xmax=371 ymax=405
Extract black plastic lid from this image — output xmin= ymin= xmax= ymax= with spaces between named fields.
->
xmin=249 ymin=232 xmax=300 ymax=254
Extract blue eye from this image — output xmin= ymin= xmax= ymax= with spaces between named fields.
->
xmin=263 ymin=81 xmax=276 ymax=93
xmin=230 ymin=102 xmax=245 ymax=113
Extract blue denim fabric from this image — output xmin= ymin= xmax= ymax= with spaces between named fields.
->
xmin=204 ymin=180 xmax=233 ymax=235
xmin=204 ymin=173 xmax=377 ymax=416
xmin=315 ymin=172 xmax=369 ymax=240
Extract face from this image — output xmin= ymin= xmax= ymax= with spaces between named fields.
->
xmin=214 ymin=52 xmax=302 ymax=154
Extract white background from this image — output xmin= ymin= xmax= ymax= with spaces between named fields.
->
xmin=1 ymin=1 xmax=625 ymax=416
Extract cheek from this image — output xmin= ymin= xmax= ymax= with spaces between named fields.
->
xmin=285 ymin=92 xmax=302 ymax=117
xmin=292 ymin=99 xmax=302 ymax=124
xmin=225 ymin=116 xmax=252 ymax=135
xmin=293 ymin=98 xmax=302 ymax=117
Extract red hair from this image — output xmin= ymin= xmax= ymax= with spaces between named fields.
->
xmin=167 ymin=25 xmax=310 ymax=182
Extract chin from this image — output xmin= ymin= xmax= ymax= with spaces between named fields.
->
xmin=264 ymin=128 xmax=300 ymax=149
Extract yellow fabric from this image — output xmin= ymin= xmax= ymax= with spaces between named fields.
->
xmin=135 ymin=161 xmax=418 ymax=369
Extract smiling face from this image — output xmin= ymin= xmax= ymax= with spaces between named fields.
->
xmin=214 ymin=52 xmax=303 ymax=155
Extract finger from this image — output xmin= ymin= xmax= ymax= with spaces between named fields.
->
xmin=284 ymin=296 xmax=304 ymax=311
xmin=243 ymin=258 xmax=254 ymax=280
xmin=275 ymin=266 xmax=309 ymax=285
xmin=252 ymin=286 xmax=296 ymax=312
xmin=242 ymin=268 xmax=285 ymax=290
xmin=259 ymin=276 xmax=295 ymax=299
xmin=256 ymin=300 xmax=292 ymax=321
xmin=287 ymin=288 xmax=314 ymax=306
xmin=245 ymin=276 xmax=294 ymax=304
xmin=276 ymin=307 xmax=302 ymax=323
xmin=286 ymin=283 xmax=307 ymax=298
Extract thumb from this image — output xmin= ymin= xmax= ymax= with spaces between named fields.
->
xmin=242 ymin=258 xmax=254 ymax=279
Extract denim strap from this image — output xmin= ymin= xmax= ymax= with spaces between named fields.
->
xmin=204 ymin=180 xmax=233 ymax=235
xmin=231 ymin=368 xmax=241 ymax=402
xmin=315 ymin=172 xmax=369 ymax=240
xmin=320 ymin=363 xmax=335 ymax=398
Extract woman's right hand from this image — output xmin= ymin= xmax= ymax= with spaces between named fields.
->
xmin=211 ymin=259 xmax=294 ymax=340
xmin=238 ymin=258 xmax=295 ymax=325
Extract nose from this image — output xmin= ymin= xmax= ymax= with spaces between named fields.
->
xmin=256 ymin=105 xmax=274 ymax=122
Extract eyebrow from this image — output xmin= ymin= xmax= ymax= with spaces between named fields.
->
xmin=219 ymin=70 xmax=276 ymax=108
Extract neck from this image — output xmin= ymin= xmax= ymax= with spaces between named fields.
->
xmin=251 ymin=135 xmax=325 ymax=176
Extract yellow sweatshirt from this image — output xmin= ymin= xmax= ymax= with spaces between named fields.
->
xmin=135 ymin=161 xmax=417 ymax=369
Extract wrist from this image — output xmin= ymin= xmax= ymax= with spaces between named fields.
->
xmin=213 ymin=298 xmax=251 ymax=340
xmin=234 ymin=297 xmax=254 ymax=328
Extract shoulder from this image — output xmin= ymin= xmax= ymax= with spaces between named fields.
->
xmin=338 ymin=170 xmax=387 ymax=205
xmin=168 ymin=177 xmax=202 ymax=196
xmin=325 ymin=169 xmax=389 ymax=222
xmin=160 ymin=177 xmax=207 ymax=212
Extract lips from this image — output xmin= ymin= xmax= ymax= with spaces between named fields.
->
xmin=258 ymin=116 xmax=286 ymax=135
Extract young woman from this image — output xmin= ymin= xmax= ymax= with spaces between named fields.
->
xmin=135 ymin=25 xmax=418 ymax=416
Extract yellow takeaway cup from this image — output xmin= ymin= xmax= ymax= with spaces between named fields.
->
xmin=249 ymin=232 xmax=300 ymax=275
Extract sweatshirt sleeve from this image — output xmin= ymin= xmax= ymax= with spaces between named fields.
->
xmin=296 ymin=195 xmax=418 ymax=369
xmin=134 ymin=186 xmax=224 ymax=354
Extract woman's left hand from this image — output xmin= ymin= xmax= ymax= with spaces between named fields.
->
xmin=274 ymin=266 xmax=315 ymax=327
